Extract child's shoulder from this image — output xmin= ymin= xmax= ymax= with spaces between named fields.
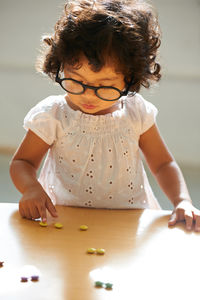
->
xmin=35 ymin=95 xmax=66 ymax=110
xmin=24 ymin=95 xmax=67 ymax=123
xmin=125 ymin=93 xmax=158 ymax=134
xmin=27 ymin=95 xmax=67 ymax=118
xmin=125 ymin=93 xmax=157 ymax=114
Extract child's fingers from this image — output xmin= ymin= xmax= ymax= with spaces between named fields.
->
xmin=24 ymin=208 xmax=32 ymax=220
xmin=193 ymin=211 xmax=200 ymax=231
xmin=168 ymin=211 xmax=177 ymax=226
xmin=45 ymin=198 xmax=58 ymax=218
xmin=38 ymin=203 xmax=47 ymax=223
xmin=19 ymin=202 xmax=26 ymax=218
xmin=184 ymin=210 xmax=193 ymax=230
xmin=19 ymin=203 xmax=32 ymax=219
xmin=29 ymin=206 xmax=41 ymax=220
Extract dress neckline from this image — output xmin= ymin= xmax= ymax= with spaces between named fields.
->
xmin=61 ymin=94 xmax=126 ymax=120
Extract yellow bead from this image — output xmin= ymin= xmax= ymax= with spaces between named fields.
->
xmin=80 ymin=225 xmax=88 ymax=231
xmin=96 ymin=248 xmax=105 ymax=255
xmin=87 ymin=248 xmax=96 ymax=254
xmin=39 ymin=222 xmax=48 ymax=227
xmin=54 ymin=223 xmax=63 ymax=229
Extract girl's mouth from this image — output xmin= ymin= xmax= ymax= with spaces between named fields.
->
xmin=82 ymin=104 xmax=97 ymax=110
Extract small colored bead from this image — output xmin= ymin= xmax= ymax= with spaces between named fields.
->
xmin=21 ymin=277 xmax=28 ymax=282
xmin=31 ymin=275 xmax=39 ymax=281
xmin=95 ymin=281 xmax=104 ymax=287
xmin=39 ymin=222 xmax=48 ymax=227
xmin=54 ymin=223 xmax=63 ymax=229
xmin=87 ymin=248 xmax=96 ymax=254
xmin=80 ymin=225 xmax=88 ymax=231
xmin=0 ymin=262 xmax=4 ymax=267
xmin=96 ymin=248 xmax=105 ymax=255
xmin=105 ymin=283 xmax=113 ymax=289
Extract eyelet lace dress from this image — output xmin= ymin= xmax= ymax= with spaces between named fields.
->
xmin=24 ymin=93 xmax=160 ymax=209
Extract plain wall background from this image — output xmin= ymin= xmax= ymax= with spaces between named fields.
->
xmin=0 ymin=0 xmax=200 ymax=166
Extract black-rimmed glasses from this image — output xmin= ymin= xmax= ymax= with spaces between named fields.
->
xmin=55 ymin=67 xmax=134 ymax=101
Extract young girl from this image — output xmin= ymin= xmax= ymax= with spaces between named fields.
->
xmin=10 ymin=0 xmax=200 ymax=231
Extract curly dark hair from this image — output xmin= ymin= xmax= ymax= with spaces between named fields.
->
xmin=36 ymin=0 xmax=161 ymax=92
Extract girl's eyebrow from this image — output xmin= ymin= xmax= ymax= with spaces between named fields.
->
xmin=69 ymin=70 xmax=118 ymax=82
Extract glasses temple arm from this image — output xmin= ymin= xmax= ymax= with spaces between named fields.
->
xmin=123 ymin=76 xmax=135 ymax=95
xmin=55 ymin=66 xmax=61 ymax=83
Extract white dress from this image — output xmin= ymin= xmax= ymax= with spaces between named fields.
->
xmin=24 ymin=93 xmax=161 ymax=209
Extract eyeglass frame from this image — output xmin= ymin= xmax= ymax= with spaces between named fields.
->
xmin=55 ymin=67 xmax=135 ymax=101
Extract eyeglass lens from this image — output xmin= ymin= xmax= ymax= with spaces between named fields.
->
xmin=61 ymin=79 xmax=121 ymax=100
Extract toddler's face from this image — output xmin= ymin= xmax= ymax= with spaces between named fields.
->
xmin=63 ymin=56 xmax=126 ymax=115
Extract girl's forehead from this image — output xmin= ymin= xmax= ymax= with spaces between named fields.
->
xmin=64 ymin=56 xmax=124 ymax=80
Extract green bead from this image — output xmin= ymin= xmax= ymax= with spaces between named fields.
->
xmin=95 ymin=281 xmax=104 ymax=287
xmin=105 ymin=283 xmax=113 ymax=289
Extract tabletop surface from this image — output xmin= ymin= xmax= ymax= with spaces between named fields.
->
xmin=0 ymin=203 xmax=199 ymax=300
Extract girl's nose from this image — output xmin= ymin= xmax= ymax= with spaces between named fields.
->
xmin=84 ymin=86 xmax=97 ymax=98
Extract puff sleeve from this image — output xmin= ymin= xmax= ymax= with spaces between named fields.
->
xmin=126 ymin=93 xmax=158 ymax=135
xmin=23 ymin=96 xmax=62 ymax=145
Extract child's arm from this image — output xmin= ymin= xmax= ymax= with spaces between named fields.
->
xmin=10 ymin=129 xmax=58 ymax=222
xmin=139 ymin=124 xmax=200 ymax=231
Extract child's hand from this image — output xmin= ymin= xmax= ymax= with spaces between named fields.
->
xmin=168 ymin=200 xmax=200 ymax=232
xmin=19 ymin=184 xmax=58 ymax=222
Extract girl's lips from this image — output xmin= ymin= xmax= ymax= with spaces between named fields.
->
xmin=82 ymin=104 xmax=97 ymax=109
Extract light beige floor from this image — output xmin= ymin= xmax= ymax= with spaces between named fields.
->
xmin=0 ymin=154 xmax=199 ymax=210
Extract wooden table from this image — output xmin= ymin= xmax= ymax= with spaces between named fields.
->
xmin=0 ymin=203 xmax=199 ymax=300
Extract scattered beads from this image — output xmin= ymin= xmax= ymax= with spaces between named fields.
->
xmin=94 ymin=281 xmax=113 ymax=289
xmin=39 ymin=222 xmax=64 ymax=229
xmin=87 ymin=248 xmax=105 ymax=254
xmin=21 ymin=275 xmax=39 ymax=282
